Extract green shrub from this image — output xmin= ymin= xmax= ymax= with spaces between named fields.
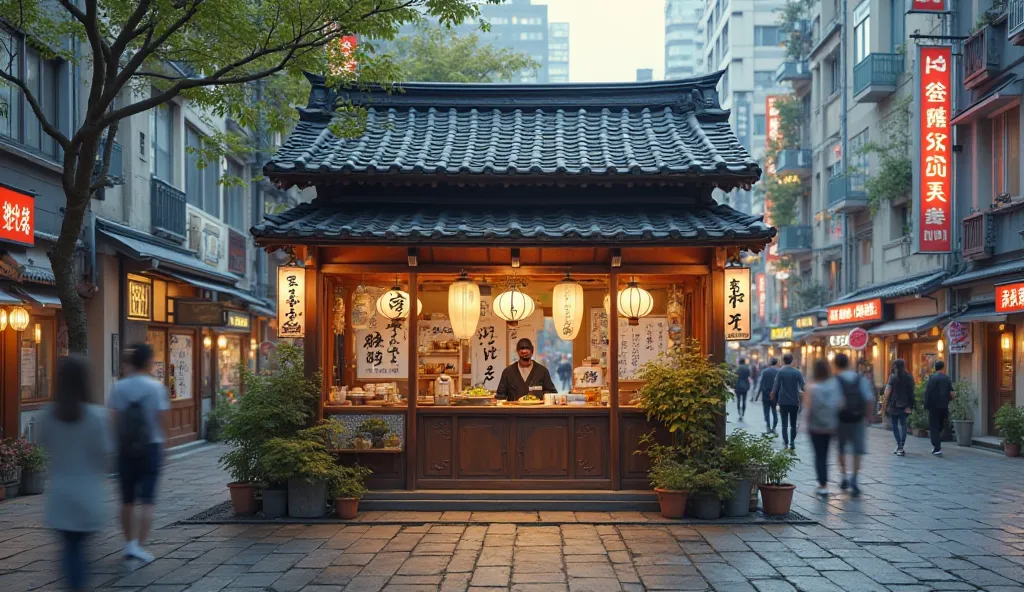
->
xmin=949 ymin=380 xmax=976 ymax=422
xmin=995 ymin=404 xmax=1024 ymax=446
xmin=330 ymin=465 xmax=373 ymax=500
xmin=764 ymin=447 xmax=799 ymax=486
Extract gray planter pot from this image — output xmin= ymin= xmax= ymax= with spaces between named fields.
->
xmin=723 ymin=479 xmax=751 ymax=517
xmin=287 ymin=478 xmax=327 ymax=518
xmin=952 ymin=420 xmax=974 ymax=446
xmin=20 ymin=470 xmax=45 ymax=495
xmin=690 ymin=493 xmax=722 ymax=520
xmin=4 ymin=482 xmax=19 ymax=499
xmin=262 ymin=487 xmax=288 ymax=519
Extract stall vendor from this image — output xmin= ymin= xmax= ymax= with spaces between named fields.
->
xmin=495 ymin=338 xmax=559 ymax=401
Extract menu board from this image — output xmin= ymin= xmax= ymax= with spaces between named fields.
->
xmin=357 ymin=313 xmax=409 ymax=379
xmin=471 ymin=296 xmax=507 ymax=390
xmin=169 ymin=334 xmax=193 ymax=400
xmin=618 ymin=316 xmax=669 ymax=380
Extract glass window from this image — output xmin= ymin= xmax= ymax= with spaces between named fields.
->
xmin=20 ymin=318 xmax=55 ymax=402
xmin=218 ymin=335 xmax=242 ymax=391
xmin=0 ymin=30 xmax=19 ymax=140
xmin=169 ymin=333 xmax=194 ymax=400
xmin=890 ymin=0 xmax=905 ymax=51
xmin=993 ymin=106 xmax=1020 ymax=197
xmin=152 ymin=104 xmax=174 ymax=183
xmin=186 ymin=126 xmax=221 ymax=216
xmin=754 ymin=71 xmax=775 ymax=90
xmin=853 ymin=1 xmax=871 ymax=64
xmin=755 ymin=26 xmax=782 ymax=46
xmin=828 ymin=57 xmax=842 ymax=95
xmin=147 ymin=328 xmax=168 ymax=384
xmin=754 ymin=114 xmax=767 ymax=135
xmin=224 ymin=160 xmax=245 ymax=229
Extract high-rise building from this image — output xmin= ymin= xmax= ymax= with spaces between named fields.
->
xmin=548 ymin=22 xmax=570 ymax=82
xmin=636 ymin=68 xmax=654 ymax=82
xmin=665 ymin=0 xmax=704 ymax=79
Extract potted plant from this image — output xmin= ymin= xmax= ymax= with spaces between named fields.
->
xmin=331 ymin=465 xmax=372 ymax=519
xmin=995 ymin=404 xmax=1024 ymax=457
xmin=908 ymin=380 xmax=929 ymax=437
xmin=384 ymin=432 xmax=401 ymax=449
xmin=640 ymin=435 xmax=692 ymax=518
xmin=0 ymin=440 xmax=22 ymax=499
xmin=721 ymin=430 xmax=768 ymax=517
xmin=259 ymin=423 xmax=341 ymax=518
xmin=949 ymin=380 xmax=976 ymax=447
xmin=759 ymin=447 xmax=799 ymax=516
xmin=688 ymin=464 xmax=736 ymax=520
xmin=18 ymin=441 xmax=47 ymax=495
xmin=219 ymin=344 xmax=320 ymax=514
xmin=204 ymin=392 xmax=237 ymax=443
xmin=357 ymin=418 xmax=390 ymax=448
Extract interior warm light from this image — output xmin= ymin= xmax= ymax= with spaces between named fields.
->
xmin=448 ymin=272 xmax=482 ymax=340
xmin=552 ymin=273 xmax=584 ymax=341
xmin=34 ymin=323 xmax=41 ymax=344
xmin=937 ymin=339 xmax=944 ymax=353
xmin=493 ymin=284 xmax=535 ymax=327
xmin=376 ymin=283 xmax=412 ymax=321
xmin=0 ymin=308 xmax=7 ymax=331
xmin=217 ymin=335 xmax=228 ymax=349
xmin=203 ymin=335 xmax=213 ymax=349
xmin=1003 ymin=334 xmax=1013 ymax=351
xmin=8 ymin=306 xmax=29 ymax=332
xmin=617 ymin=278 xmax=653 ymax=326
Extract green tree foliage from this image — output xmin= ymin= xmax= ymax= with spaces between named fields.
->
xmin=762 ymin=94 xmax=804 ymax=227
xmin=858 ymin=98 xmax=912 ymax=214
xmin=391 ymin=26 xmax=539 ymax=83
xmin=778 ymin=0 xmax=815 ymax=60
xmin=0 ymin=0 xmax=490 ymax=354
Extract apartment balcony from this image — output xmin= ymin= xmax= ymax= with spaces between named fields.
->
xmin=92 ymin=140 xmax=123 ymax=187
xmin=1011 ymin=0 xmax=1024 ymax=45
xmin=853 ymin=53 xmax=902 ymax=103
xmin=775 ymin=61 xmax=812 ymax=94
xmin=827 ymin=174 xmax=869 ymax=212
xmin=964 ymin=25 xmax=1002 ymax=90
xmin=151 ymin=177 xmax=187 ymax=241
xmin=777 ymin=225 xmax=812 ymax=256
xmin=962 ymin=212 xmax=995 ymax=260
xmin=775 ymin=149 xmax=812 ymax=178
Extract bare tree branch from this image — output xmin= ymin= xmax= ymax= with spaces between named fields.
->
xmin=0 ymin=69 xmax=71 ymax=150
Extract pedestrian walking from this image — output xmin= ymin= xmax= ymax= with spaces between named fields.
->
xmin=556 ymin=354 xmax=572 ymax=392
xmin=735 ymin=358 xmax=751 ymax=421
xmin=833 ymin=353 xmax=875 ymax=496
xmin=39 ymin=356 xmax=110 ymax=592
xmin=803 ymin=359 xmax=840 ymax=497
xmin=884 ymin=359 xmax=916 ymax=456
xmin=109 ymin=344 xmax=170 ymax=564
xmin=771 ymin=353 xmax=805 ymax=450
xmin=924 ymin=360 xmax=956 ymax=457
xmin=759 ymin=358 xmax=780 ymax=433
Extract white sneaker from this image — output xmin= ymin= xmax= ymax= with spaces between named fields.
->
xmin=815 ymin=486 xmax=829 ymax=497
xmin=126 ymin=541 xmax=154 ymax=564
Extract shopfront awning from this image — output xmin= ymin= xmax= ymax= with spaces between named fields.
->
xmin=161 ymin=271 xmax=274 ymax=317
xmin=14 ymin=286 xmax=62 ymax=307
xmin=951 ymin=302 xmax=1007 ymax=324
xmin=831 ymin=271 xmax=948 ymax=305
xmin=869 ymin=314 xmax=951 ymax=337
xmin=0 ymin=287 xmax=23 ymax=305
xmin=952 ymin=78 xmax=1022 ymax=125
xmin=942 ymin=259 xmax=1024 ymax=288
xmin=1 ymin=248 xmax=56 ymax=285
xmin=97 ymin=218 xmax=238 ymax=285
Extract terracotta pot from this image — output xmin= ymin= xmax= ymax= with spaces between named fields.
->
xmin=1005 ymin=443 xmax=1021 ymax=457
xmin=759 ymin=483 xmax=796 ymax=516
xmin=0 ymin=483 xmax=5 ymax=501
xmin=335 ymin=498 xmax=360 ymax=520
xmin=654 ymin=488 xmax=689 ymax=519
xmin=227 ymin=482 xmax=260 ymax=515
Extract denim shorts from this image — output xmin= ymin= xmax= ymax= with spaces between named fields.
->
xmin=118 ymin=443 xmax=162 ymax=504
xmin=837 ymin=422 xmax=867 ymax=456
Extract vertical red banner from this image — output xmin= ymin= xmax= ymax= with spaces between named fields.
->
xmin=756 ymin=273 xmax=766 ymax=322
xmin=910 ymin=0 xmax=947 ymax=12
xmin=329 ymin=34 xmax=358 ymax=76
xmin=917 ymin=46 xmax=952 ymax=253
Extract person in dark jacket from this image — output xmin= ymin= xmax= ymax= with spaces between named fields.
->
xmin=495 ymin=339 xmax=558 ymax=401
xmin=735 ymin=358 xmax=751 ymax=421
xmin=924 ymin=360 xmax=956 ymax=457
xmin=884 ymin=359 xmax=916 ymax=456
xmin=759 ymin=359 xmax=780 ymax=433
xmin=771 ymin=353 xmax=805 ymax=450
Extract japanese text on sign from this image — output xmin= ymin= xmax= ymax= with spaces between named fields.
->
xmin=126 ymin=274 xmax=152 ymax=321
xmin=724 ymin=268 xmax=751 ymax=341
xmin=827 ymin=298 xmax=884 ymax=325
xmin=909 ymin=0 xmax=946 ymax=12
xmin=277 ymin=266 xmax=305 ymax=338
xmin=356 ymin=313 xmax=409 ymax=378
xmin=472 ymin=296 xmax=507 ymax=390
xmin=757 ymin=274 xmax=766 ymax=322
xmin=770 ymin=326 xmax=793 ymax=341
xmin=995 ymin=282 xmax=1024 ymax=314
xmin=917 ymin=46 xmax=953 ymax=253
xmin=0 ymin=185 xmax=35 ymax=246
xmin=618 ymin=317 xmax=668 ymax=380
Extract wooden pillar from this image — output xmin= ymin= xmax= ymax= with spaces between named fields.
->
xmin=608 ymin=270 xmax=620 ymax=490
xmin=1 ymin=327 xmax=18 ymax=439
xmin=304 ymin=247 xmax=323 ymax=421
xmin=406 ymin=272 xmax=418 ymax=491
xmin=710 ymin=248 xmax=727 ymax=441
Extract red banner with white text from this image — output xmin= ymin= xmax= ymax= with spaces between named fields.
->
xmin=909 ymin=0 xmax=947 ymax=12
xmin=916 ymin=46 xmax=952 ymax=253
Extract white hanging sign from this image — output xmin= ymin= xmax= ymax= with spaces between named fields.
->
xmin=356 ymin=313 xmax=409 ymax=379
xmin=472 ymin=296 xmax=507 ymax=390
xmin=277 ymin=266 xmax=305 ymax=338
xmin=618 ymin=316 xmax=669 ymax=380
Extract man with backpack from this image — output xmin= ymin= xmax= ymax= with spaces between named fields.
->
xmin=833 ymin=353 xmax=875 ymax=497
xmin=108 ymin=344 xmax=169 ymax=564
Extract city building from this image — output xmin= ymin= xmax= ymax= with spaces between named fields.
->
xmin=636 ymin=68 xmax=654 ymax=82
xmin=548 ymin=22 xmax=570 ymax=82
xmin=665 ymin=0 xmax=705 ymax=80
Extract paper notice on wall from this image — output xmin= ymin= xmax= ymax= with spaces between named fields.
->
xmin=618 ymin=316 xmax=669 ymax=380
xmin=418 ymin=319 xmax=455 ymax=350
xmin=590 ymin=308 xmax=609 ymax=359
xmin=357 ymin=313 xmax=409 ymax=379
xmin=471 ymin=296 xmax=506 ymax=390
xmin=169 ymin=334 xmax=193 ymax=400
xmin=20 ymin=347 xmax=35 ymax=388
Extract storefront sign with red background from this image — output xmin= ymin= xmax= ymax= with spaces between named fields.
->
xmin=916 ymin=46 xmax=953 ymax=253
xmin=756 ymin=273 xmax=766 ymax=322
xmin=0 ymin=185 xmax=35 ymax=246
xmin=847 ymin=327 xmax=869 ymax=351
xmin=765 ymin=96 xmax=781 ymax=261
xmin=827 ymin=298 xmax=884 ymax=326
xmin=996 ymin=281 xmax=1024 ymax=314
xmin=909 ymin=0 xmax=946 ymax=12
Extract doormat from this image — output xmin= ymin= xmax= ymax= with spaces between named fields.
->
xmin=176 ymin=501 xmax=817 ymax=526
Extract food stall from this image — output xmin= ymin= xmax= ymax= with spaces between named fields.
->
xmin=252 ymin=74 xmax=773 ymax=490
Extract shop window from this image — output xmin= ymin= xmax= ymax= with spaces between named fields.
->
xmin=992 ymin=106 xmax=1020 ymax=198
xmin=20 ymin=318 xmax=55 ymax=402
xmin=147 ymin=328 xmax=168 ymax=384
xmin=168 ymin=333 xmax=194 ymax=401
xmin=218 ymin=335 xmax=242 ymax=394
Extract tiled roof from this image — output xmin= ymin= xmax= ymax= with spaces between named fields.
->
xmin=251 ymin=200 xmax=775 ymax=245
xmin=266 ymin=73 xmax=761 ymax=189
xmin=942 ymin=258 xmax=1024 ymax=287
xmin=832 ymin=271 xmax=947 ymax=305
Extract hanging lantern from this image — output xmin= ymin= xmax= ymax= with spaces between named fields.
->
xmin=203 ymin=335 xmax=213 ymax=349
xmin=448 ymin=272 xmax=481 ymax=340
xmin=351 ymin=284 xmax=374 ymax=329
xmin=376 ymin=283 xmax=411 ymax=321
xmin=493 ymin=284 xmax=535 ymax=327
xmin=0 ymin=308 xmax=7 ymax=331
xmin=552 ymin=273 xmax=584 ymax=341
xmin=8 ymin=306 xmax=29 ymax=332
xmin=217 ymin=335 xmax=228 ymax=349
xmin=34 ymin=323 xmax=41 ymax=344
xmin=617 ymin=278 xmax=653 ymax=326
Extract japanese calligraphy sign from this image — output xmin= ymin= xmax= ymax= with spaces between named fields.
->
xmin=126 ymin=273 xmax=152 ymax=321
xmin=794 ymin=315 xmax=816 ymax=330
xmin=617 ymin=316 xmax=668 ymax=380
xmin=277 ymin=266 xmax=305 ymax=338
xmin=915 ymin=46 xmax=953 ymax=253
xmin=471 ymin=296 xmax=507 ymax=390
xmin=0 ymin=185 xmax=35 ymax=246
xmin=724 ymin=267 xmax=751 ymax=341
xmin=827 ymin=298 xmax=885 ymax=326
xmin=356 ymin=312 xmax=409 ymax=379
xmin=757 ymin=274 xmax=766 ymax=322
xmin=995 ymin=281 xmax=1024 ymax=314
xmin=769 ymin=326 xmax=793 ymax=342
xmin=908 ymin=0 xmax=946 ymax=12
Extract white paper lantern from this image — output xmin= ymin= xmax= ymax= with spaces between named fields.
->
xmin=9 ymin=306 xmax=29 ymax=332
xmin=617 ymin=279 xmax=653 ymax=326
xmin=376 ymin=284 xmax=412 ymax=320
xmin=448 ymin=272 xmax=481 ymax=340
xmin=493 ymin=286 xmax=535 ymax=327
xmin=552 ymin=274 xmax=584 ymax=341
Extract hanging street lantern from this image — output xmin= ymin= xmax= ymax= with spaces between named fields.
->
xmin=8 ymin=306 xmax=29 ymax=332
xmin=617 ymin=278 xmax=653 ymax=326
xmin=448 ymin=271 xmax=481 ymax=340
xmin=493 ymin=282 xmax=535 ymax=327
xmin=0 ymin=308 xmax=7 ymax=331
xmin=376 ymin=280 xmax=411 ymax=321
xmin=552 ymin=273 xmax=584 ymax=341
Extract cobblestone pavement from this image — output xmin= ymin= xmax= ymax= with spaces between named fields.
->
xmin=4 ymin=421 xmax=1024 ymax=591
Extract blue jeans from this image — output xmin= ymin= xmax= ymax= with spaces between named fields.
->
xmin=890 ymin=412 xmax=909 ymax=447
xmin=59 ymin=530 xmax=89 ymax=590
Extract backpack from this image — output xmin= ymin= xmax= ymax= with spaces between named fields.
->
xmin=119 ymin=399 xmax=150 ymax=460
xmin=838 ymin=375 xmax=865 ymax=423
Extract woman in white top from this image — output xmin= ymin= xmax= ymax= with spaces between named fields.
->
xmin=39 ymin=355 xmax=111 ymax=592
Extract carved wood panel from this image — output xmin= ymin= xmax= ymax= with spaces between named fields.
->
xmin=337 ymin=451 xmax=405 ymax=489
xmin=457 ymin=417 xmax=510 ymax=478
xmin=418 ymin=417 xmax=454 ymax=479
xmin=572 ymin=417 xmax=609 ymax=479
xmin=515 ymin=417 xmax=570 ymax=478
xmin=620 ymin=414 xmax=669 ymax=487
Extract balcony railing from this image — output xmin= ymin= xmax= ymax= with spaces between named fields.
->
xmin=775 ymin=61 xmax=812 ymax=85
xmin=1012 ymin=0 xmax=1024 ymax=44
xmin=151 ymin=177 xmax=187 ymax=241
xmin=777 ymin=225 xmax=812 ymax=254
xmin=852 ymin=53 xmax=902 ymax=102
xmin=827 ymin=174 xmax=868 ymax=210
xmin=775 ymin=149 xmax=812 ymax=176
xmin=962 ymin=212 xmax=994 ymax=260
xmin=964 ymin=25 xmax=1002 ymax=89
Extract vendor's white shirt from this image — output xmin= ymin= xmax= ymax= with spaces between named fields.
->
xmin=518 ymin=361 xmax=533 ymax=383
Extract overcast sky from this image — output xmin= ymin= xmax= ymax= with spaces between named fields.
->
xmin=542 ymin=0 xmax=666 ymax=82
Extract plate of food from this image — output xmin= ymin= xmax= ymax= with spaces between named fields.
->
xmin=454 ymin=386 xmax=495 ymax=406
xmin=516 ymin=395 xmax=544 ymax=406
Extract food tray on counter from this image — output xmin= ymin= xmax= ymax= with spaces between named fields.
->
xmin=451 ymin=397 xmax=496 ymax=406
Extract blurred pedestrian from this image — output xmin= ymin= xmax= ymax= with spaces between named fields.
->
xmin=803 ymin=359 xmax=840 ymax=497
xmin=759 ymin=358 xmax=780 ymax=433
xmin=833 ymin=353 xmax=875 ymax=496
xmin=884 ymin=359 xmax=916 ymax=456
xmin=39 ymin=355 xmax=110 ymax=592
xmin=556 ymin=355 xmax=572 ymax=392
xmin=771 ymin=353 xmax=806 ymax=450
xmin=924 ymin=360 xmax=956 ymax=457
xmin=109 ymin=344 xmax=170 ymax=564
xmin=735 ymin=358 xmax=751 ymax=421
